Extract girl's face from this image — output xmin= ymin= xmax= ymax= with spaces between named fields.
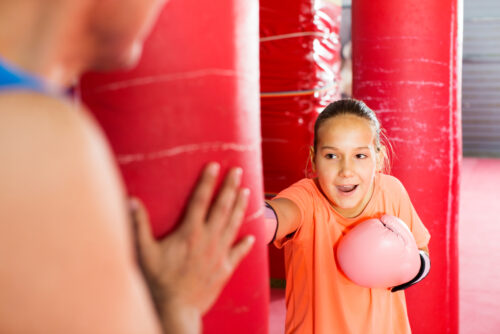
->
xmin=312 ymin=114 xmax=381 ymax=218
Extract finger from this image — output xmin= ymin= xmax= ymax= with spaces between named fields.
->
xmin=227 ymin=235 xmax=255 ymax=273
xmin=182 ymin=162 xmax=220 ymax=230
xmin=206 ymin=167 xmax=242 ymax=230
xmin=130 ymin=197 xmax=156 ymax=258
xmin=221 ymin=188 xmax=250 ymax=248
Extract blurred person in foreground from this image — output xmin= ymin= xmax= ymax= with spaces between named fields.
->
xmin=0 ymin=0 xmax=255 ymax=333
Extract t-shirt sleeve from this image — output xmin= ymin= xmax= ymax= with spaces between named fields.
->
xmin=272 ymin=179 xmax=314 ymax=249
xmin=394 ymin=179 xmax=431 ymax=249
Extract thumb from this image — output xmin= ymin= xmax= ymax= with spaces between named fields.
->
xmin=380 ymin=215 xmax=416 ymax=247
xmin=129 ymin=197 xmax=157 ymax=256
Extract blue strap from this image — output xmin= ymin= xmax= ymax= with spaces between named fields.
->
xmin=0 ymin=58 xmax=45 ymax=92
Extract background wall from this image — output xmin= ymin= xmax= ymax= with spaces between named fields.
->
xmin=462 ymin=0 xmax=500 ymax=157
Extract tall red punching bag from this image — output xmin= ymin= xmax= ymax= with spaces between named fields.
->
xmin=352 ymin=0 xmax=462 ymax=333
xmin=79 ymin=1 xmax=269 ymax=333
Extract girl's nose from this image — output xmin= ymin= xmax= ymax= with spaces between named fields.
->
xmin=339 ymin=158 xmax=354 ymax=177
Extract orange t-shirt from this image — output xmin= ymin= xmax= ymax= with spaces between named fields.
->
xmin=273 ymin=173 xmax=431 ymax=334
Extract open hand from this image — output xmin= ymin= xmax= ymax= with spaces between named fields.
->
xmin=130 ymin=163 xmax=254 ymax=331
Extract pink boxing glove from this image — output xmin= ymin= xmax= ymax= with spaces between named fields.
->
xmin=336 ymin=215 xmax=421 ymax=289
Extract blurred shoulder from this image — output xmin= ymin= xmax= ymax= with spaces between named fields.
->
xmin=0 ymin=90 xmax=75 ymax=113
xmin=0 ymin=90 xmax=125 ymax=240
xmin=0 ymin=91 xmax=112 ymax=172
xmin=0 ymin=91 xmax=100 ymax=138
xmin=0 ymin=92 xmax=159 ymax=334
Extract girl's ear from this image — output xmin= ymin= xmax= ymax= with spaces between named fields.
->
xmin=376 ymin=145 xmax=386 ymax=173
xmin=309 ymin=146 xmax=316 ymax=172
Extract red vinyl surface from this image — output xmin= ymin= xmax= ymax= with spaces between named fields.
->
xmin=260 ymin=0 xmax=342 ymax=280
xmin=352 ymin=0 xmax=461 ymax=333
xmin=79 ymin=1 xmax=269 ymax=333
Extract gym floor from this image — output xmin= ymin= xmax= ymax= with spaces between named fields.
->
xmin=268 ymin=157 xmax=500 ymax=333
xmin=459 ymin=158 xmax=500 ymax=333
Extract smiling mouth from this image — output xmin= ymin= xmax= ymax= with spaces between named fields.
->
xmin=336 ymin=185 xmax=358 ymax=193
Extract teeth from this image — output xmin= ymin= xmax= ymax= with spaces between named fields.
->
xmin=338 ymin=185 xmax=356 ymax=192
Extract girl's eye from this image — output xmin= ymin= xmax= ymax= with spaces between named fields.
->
xmin=356 ymin=154 xmax=368 ymax=159
xmin=325 ymin=153 xmax=337 ymax=159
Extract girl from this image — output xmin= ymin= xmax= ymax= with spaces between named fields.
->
xmin=266 ymin=99 xmax=430 ymax=333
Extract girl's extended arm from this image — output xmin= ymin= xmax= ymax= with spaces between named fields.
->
xmin=264 ymin=198 xmax=302 ymax=244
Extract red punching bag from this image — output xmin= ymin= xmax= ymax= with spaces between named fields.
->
xmin=352 ymin=0 xmax=461 ymax=333
xmin=259 ymin=0 xmax=342 ymax=280
xmin=79 ymin=0 xmax=269 ymax=333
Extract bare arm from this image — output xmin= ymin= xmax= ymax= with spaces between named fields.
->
xmin=266 ymin=197 xmax=302 ymax=242
xmin=0 ymin=93 xmax=160 ymax=333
